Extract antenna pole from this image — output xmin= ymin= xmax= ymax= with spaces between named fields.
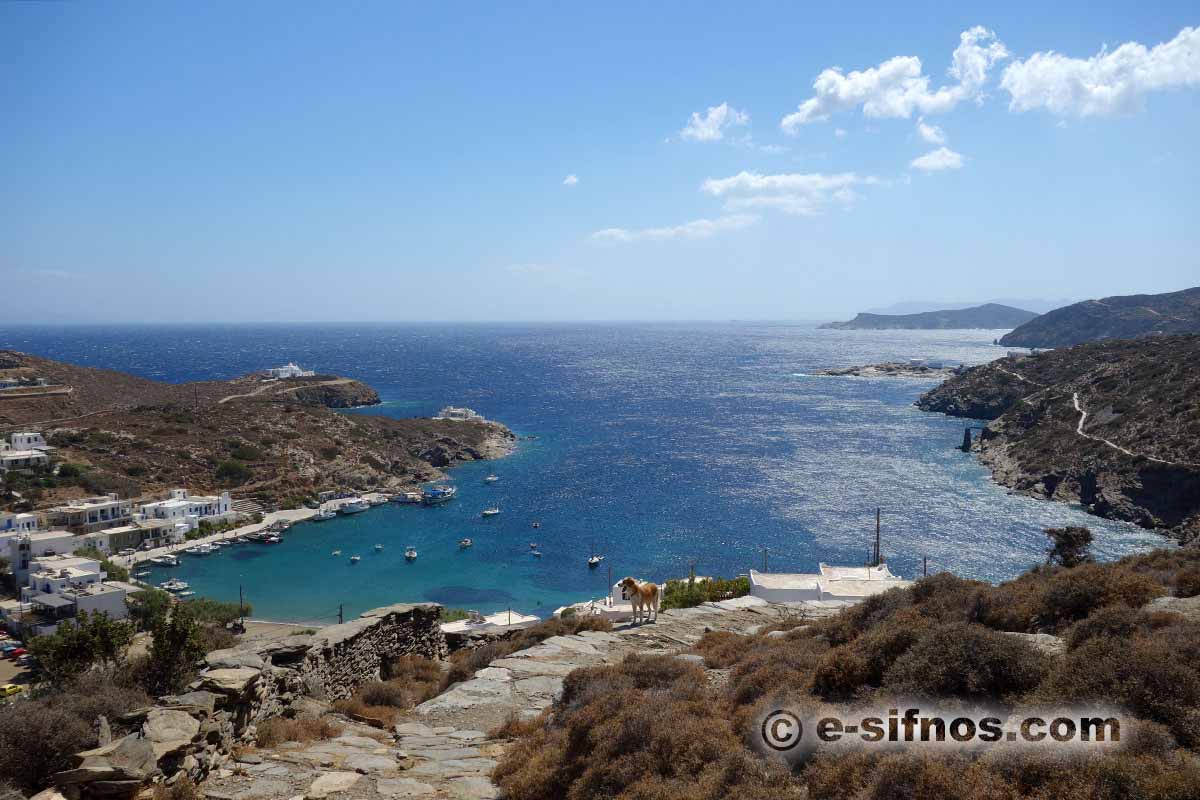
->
xmin=923 ymin=555 xmax=928 ymax=577
xmin=873 ymin=507 xmax=881 ymax=566
xmin=338 ymin=603 xmax=343 ymax=625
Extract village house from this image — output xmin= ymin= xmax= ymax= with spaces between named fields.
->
xmin=6 ymin=553 xmax=133 ymax=636
xmin=0 ymin=510 xmax=41 ymax=534
xmin=82 ymin=517 xmax=185 ymax=554
xmin=136 ymin=488 xmax=235 ymax=531
xmin=44 ymin=493 xmax=135 ymax=533
xmin=5 ymin=530 xmax=78 ymax=583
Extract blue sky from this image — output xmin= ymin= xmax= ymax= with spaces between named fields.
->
xmin=2 ymin=2 xmax=1197 ymax=322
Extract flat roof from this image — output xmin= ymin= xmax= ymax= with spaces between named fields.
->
xmin=24 ymin=531 xmax=75 ymax=541
xmin=749 ymin=570 xmax=821 ymax=590
xmin=31 ymin=593 xmax=74 ymax=609
xmin=818 ymin=563 xmax=902 ymax=581
xmin=820 ymin=579 xmax=911 ymax=598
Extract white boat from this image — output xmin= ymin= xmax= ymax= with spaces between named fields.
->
xmin=177 ymin=591 xmax=196 ymax=598
xmin=481 ymin=507 xmax=501 ymax=517
xmin=349 ymin=555 xmax=361 ymax=563
xmin=264 ymin=535 xmax=282 ymax=544
xmin=529 ymin=542 xmax=538 ymax=549
xmin=484 ymin=474 xmax=499 ymax=483
xmin=588 ymin=554 xmax=604 ymax=568
xmin=374 ymin=544 xmax=384 ymax=551
xmin=313 ymin=506 xmax=336 ymax=521
xmin=392 ymin=491 xmax=424 ymax=504
xmin=532 ymin=551 xmax=543 ymax=558
xmin=405 ymin=547 xmax=418 ymax=561
xmin=331 ymin=550 xmax=342 ymax=557
xmin=368 ymin=495 xmax=387 ymax=506
xmin=134 ymin=570 xmax=151 ymax=578
xmin=160 ymin=579 xmax=190 ymax=592
xmin=340 ymin=499 xmax=370 ymax=514
xmin=149 ymin=555 xmax=179 ymax=567
xmin=458 ymin=538 xmax=473 ymax=549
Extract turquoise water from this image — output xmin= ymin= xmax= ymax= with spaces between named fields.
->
xmin=1 ymin=323 xmax=1163 ymax=623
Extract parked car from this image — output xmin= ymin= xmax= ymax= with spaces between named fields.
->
xmin=0 ymin=642 xmax=22 ymax=654
xmin=15 ymin=654 xmax=36 ymax=667
xmin=7 ymin=648 xmax=27 ymax=659
xmin=119 ymin=548 xmax=137 ymax=556
xmin=0 ymin=684 xmax=21 ymax=698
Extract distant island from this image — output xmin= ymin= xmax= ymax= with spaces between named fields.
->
xmin=916 ymin=335 xmax=1200 ymax=541
xmin=821 ymin=302 xmax=1038 ymax=330
xmin=815 ymin=361 xmax=960 ymax=378
xmin=998 ymin=286 xmax=1200 ymax=348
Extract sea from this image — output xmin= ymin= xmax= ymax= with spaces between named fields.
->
xmin=0 ymin=323 xmax=1164 ymax=624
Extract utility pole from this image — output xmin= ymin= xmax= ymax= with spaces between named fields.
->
xmin=923 ymin=555 xmax=928 ymax=577
xmin=239 ymin=585 xmax=245 ymax=629
xmin=759 ymin=547 xmax=768 ymax=572
xmin=872 ymin=507 xmax=882 ymax=566
xmin=338 ymin=603 xmax=343 ymax=625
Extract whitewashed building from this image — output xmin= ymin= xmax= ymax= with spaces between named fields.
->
xmin=0 ymin=510 xmax=40 ymax=534
xmin=137 ymin=488 xmax=235 ymax=531
xmin=45 ymin=494 xmax=134 ymax=532
xmin=434 ymin=406 xmax=485 ymax=422
xmin=10 ymin=554 xmax=131 ymax=636
xmin=749 ymin=562 xmax=910 ymax=604
xmin=82 ymin=518 xmax=186 ymax=554
xmin=265 ymin=362 xmax=315 ymax=379
xmin=7 ymin=530 xmax=79 ymax=582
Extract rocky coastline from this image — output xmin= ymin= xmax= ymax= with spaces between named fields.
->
xmin=816 ymin=362 xmax=961 ymax=378
xmin=916 ymin=336 xmax=1200 ymax=541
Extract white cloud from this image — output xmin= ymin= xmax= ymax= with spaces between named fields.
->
xmin=590 ymin=214 xmax=758 ymax=243
xmin=916 ymin=117 xmax=946 ymax=144
xmin=781 ymin=26 xmax=1007 ymax=131
xmin=563 ymin=174 xmax=579 ymax=186
xmin=1001 ymin=26 xmax=1200 ymax=116
xmin=681 ymin=102 xmax=750 ymax=142
xmin=910 ymin=147 xmax=964 ymax=171
xmin=701 ymin=170 xmax=877 ymax=215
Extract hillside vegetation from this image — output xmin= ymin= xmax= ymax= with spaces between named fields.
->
xmin=999 ymin=286 xmax=1200 ymax=348
xmin=917 ymin=335 xmax=1200 ymax=540
xmin=495 ymin=544 xmax=1200 ymax=800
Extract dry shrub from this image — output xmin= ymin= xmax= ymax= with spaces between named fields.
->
xmin=817 ymin=586 xmax=913 ymax=645
xmin=197 ymin=624 xmax=236 ymax=653
xmin=331 ymin=697 xmax=401 ymax=729
xmin=489 ymin=710 xmax=549 ymax=740
xmin=1176 ymin=565 xmax=1200 ymax=598
xmin=1040 ymin=635 xmax=1200 ymax=747
xmin=152 ymin=776 xmax=200 ymax=800
xmin=882 ymin=623 xmax=1050 ymax=701
xmin=493 ymin=654 xmax=804 ymax=800
xmin=1033 ymin=564 xmax=1164 ymax=631
xmin=811 ymin=646 xmax=871 ymax=701
xmin=727 ymin=633 xmax=829 ymax=709
xmin=692 ymin=630 xmax=750 ymax=668
xmin=256 ymin=716 xmax=342 ymax=747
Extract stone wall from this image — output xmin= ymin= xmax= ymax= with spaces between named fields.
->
xmin=49 ymin=603 xmax=445 ymax=800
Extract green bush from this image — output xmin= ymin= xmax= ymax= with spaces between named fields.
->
xmin=661 ymin=576 xmax=750 ymax=610
xmin=215 ymin=460 xmax=251 ymax=484
xmin=883 ymin=623 xmax=1050 ymax=700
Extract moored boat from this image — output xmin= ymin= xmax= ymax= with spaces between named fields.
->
xmin=458 ymin=538 xmax=472 ymax=549
xmin=422 ymin=485 xmax=457 ymax=505
xmin=340 ymin=498 xmax=370 ymax=514
xmin=481 ymin=507 xmax=501 ymax=517
xmin=149 ymin=555 xmax=179 ymax=567
xmin=405 ymin=546 xmax=418 ymax=561
xmin=588 ymin=554 xmax=604 ymax=568
xmin=484 ymin=474 xmax=499 ymax=483
xmin=349 ymin=555 xmax=361 ymax=563
xmin=313 ymin=506 xmax=336 ymax=521
xmin=374 ymin=543 xmax=384 ymax=551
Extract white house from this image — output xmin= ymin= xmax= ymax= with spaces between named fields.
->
xmin=265 ymin=362 xmax=315 ymax=379
xmin=434 ymin=406 xmax=485 ymax=422
xmin=749 ymin=562 xmax=911 ymax=604
xmin=45 ymin=494 xmax=134 ymax=532
xmin=82 ymin=518 xmax=186 ymax=554
xmin=11 ymin=554 xmax=131 ymax=636
xmin=0 ymin=449 xmax=50 ymax=472
xmin=7 ymin=530 xmax=77 ymax=582
xmin=137 ymin=488 xmax=235 ymax=531
xmin=9 ymin=432 xmax=49 ymax=451
xmin=0 ymin=510 xmax=40 ymax=534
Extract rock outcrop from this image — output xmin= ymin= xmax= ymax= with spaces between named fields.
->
xmin=53 ymin=603 xmax=445 ymax=800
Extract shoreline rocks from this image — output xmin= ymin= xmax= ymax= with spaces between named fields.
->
xmin=816 ymin=362 xmax=961 ymax=378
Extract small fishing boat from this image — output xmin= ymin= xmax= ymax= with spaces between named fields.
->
xmin=134 ymin=570 xmax=151 ymax=578
xmin=532 ymin=551 xmax=543 ymax=558
xmin=392 ymin=491 xmax=424 ymax=504
xmin=531 ymin=521 xmax=541 ymax=529
xmin=264 ymin=534 xmax=282 ymax=544
xmin=312 ymin=506 xmax=336 ymax=521
xmin=368 ymin=495 xmax=387 ymax=506
xmin=374 ymin=544 xmax=384 ymax=551
xmin=484 ymin=474 xmax=499 ymax=483
xmin=529 ymin=542 xmax=538 ymax=549
xmin=160 ymin=579 xmax=190 ymax=592
xmin=405 ymin=546 xmax=418 ymax=561
xmin=587 ymin=554 xmax=604 ymax=568
xmin=422 ymin=485 xmax=457 ymax=505
xmin=177 ymin=591 xmax=196 ymax=598
xmin=458 ymin=538 xmax=473 ymax=549
xmin=149 ymin=555 xmax=179 ymax=567
xmin=331 ymin=549 xmax=342 ymax=557
xmin=349 ymin=555 xmax=361 ymax=563
xmin=481 ymin=507 xmax=501 ymax=517
xmin=340 ymin=498 xmax=370 ymax=514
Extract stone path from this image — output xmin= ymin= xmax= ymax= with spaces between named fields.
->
xmin=200 ymin=597 xmax=845 ymax=800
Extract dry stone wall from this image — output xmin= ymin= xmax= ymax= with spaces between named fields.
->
xmin=48 ymin=603 xmax=445 ymax=800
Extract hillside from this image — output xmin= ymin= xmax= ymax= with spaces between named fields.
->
xmin=916 ymin=335 xmax=1200 ymax=539
xmin=999 ymin=286 xmax=1200 ymax=348
xmin=0 ymin=351 xmax=513 ymax=509
xmin=821 ymin=302 xmax=1037 ymax=330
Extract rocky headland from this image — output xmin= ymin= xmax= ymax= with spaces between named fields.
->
xmin=821 ymin=302 xmax=1037 ymax=330
xmin=0 ymin=351 xmax=515 ymax=509
xmin=916 ymin=335 xmax=1200 ymax=540
xmin=998 ymin=285 xmax=1200 ymax=348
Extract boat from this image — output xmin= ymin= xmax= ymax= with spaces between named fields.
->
xmin=236 ymin=536 xmax=251 ymax=543
xmin=405 ymin=547 xmax=418 ymax=561
xmin=177 ymin=591 xmax=196 ymax=598
xmin=529 ymin=542 xmax=538 ymax=549
xmin=264 ymin=535 xmax=282 ymax=544
xmin=531 ymin=521 xmax=541 ymax=529
xmin=331 ymin=550 xmax=342 ymax=557
xmin=374 ymin=544 xmax=384 ymax=551
xmin=458 ymin=538 xmax=472 ymax=549
xmin=481 ymin=507 xmax=501 ymax=517
xmin=134 ymin=570 xmax=151 ymax=578
xmin=392 ymin=491 xmax=424 ymax=504
xmin=340 ymin=498 xmax=370 ymax=514
xmin=349 ymin=555 xmax=361 ymax=563
xmin=422 ymin=485 xmax=457 ymax=505
xmin=532 ymin=551 xmax=543 ymax=558
xmin=368 ymin=495 xmax=387 ymax=506
xmin=588 ymin=554 xmax=604 ymax=568
xmin=312 ymin=506 xmax=336 ymax=521
xmin=149 ymin=555 xmax=179 ymax=567
xmin=160 ymin=579 xmax=190 ymax=592
xmin=484 ymin=474 xmax=499 ymax=483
